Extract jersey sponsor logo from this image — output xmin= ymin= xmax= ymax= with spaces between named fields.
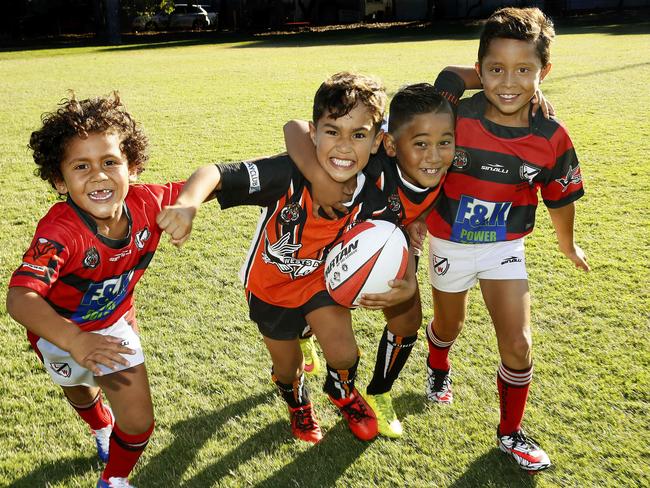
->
xmin=555 ymin=164 xmax=582 ymax=192
xmin=432 ymin=254 xmax=449 ymax=275
xmin=83 ymin=247 xmax=100 ymax=269
xmin=73 ymin=269 xmax=135 ymax=323
xmin=244 ymin=161 xmax=261 ymax=194
xmin=387 ymin=194 xmax=401 ymax=213
xmin=452 ymin=195 xmax=512 ymax=243
xmin=20 ymin=237 xmax=64 ymax=280
xmin=135 ymin=227 xmax=151 ymax=250
xmin=109 ymin=249 xmax=132 ymax=262
xmin=452 ymin=149 xmax=470 ymax=171
xmin=520 ymin=163 xmax=541 ymax=184
xmin=279 ymin=203 xmax=302 ymax=224
xmin=261 ymin=231 xmax=322 ymax=279
xmin=481 ymin=163 xmax=509 ymax=174
xmin=50 ymin=362 xmax=71 ymax=378
xmin=501 ymin=256 xmax=522 ymax=265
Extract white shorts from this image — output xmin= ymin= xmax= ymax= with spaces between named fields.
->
xmin=428 ymin=236 xmax=528 ymax=293
xmin=35 ymin=312 xmax=144 ymax=388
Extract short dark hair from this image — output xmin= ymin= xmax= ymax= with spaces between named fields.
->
xmin=387 ymin=83 xmax=454 ymax=135
xmin=478 ymin=7 xmax=555 ymax=67
xmin=29 ymin=92 xmax=149 ymax=190
xmin=312 ymin=71 xmax=386 ymax=133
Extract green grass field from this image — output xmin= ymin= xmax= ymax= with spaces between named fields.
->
xmin=0 ymin=19 xmax=649 ymax=487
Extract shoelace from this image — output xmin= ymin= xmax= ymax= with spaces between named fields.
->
xmin=373 ymin=395 xmax=395 ymax=420
xmin=430 ymin=371 xmax=451 ymax=392
xmin=508 ymin=431 xmax=540 ymax=451
xmin=341 ymin=397 xmax=371 ymax=422
xmin=294 ymin=407 xmax=316 ymax=431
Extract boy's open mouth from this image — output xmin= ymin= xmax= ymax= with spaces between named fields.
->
xmin=330 ymin=157 xmax=355 ymax=169
xmin=88 ymin=189 xmax=114 ymax=201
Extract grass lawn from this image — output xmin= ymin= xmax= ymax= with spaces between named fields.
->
xmin=0 ymin=18 xmax=649 ymax=487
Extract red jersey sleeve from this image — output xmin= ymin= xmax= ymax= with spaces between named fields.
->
xmin=540 ymin=123 xmax=585 ymax=208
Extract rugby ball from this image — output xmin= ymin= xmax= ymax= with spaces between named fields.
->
xmin=325 ymin=220 xmax=409 ymax=308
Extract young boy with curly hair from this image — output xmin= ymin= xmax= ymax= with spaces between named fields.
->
xmin=419 ymin=7 xmax=589 ymax=472
xmin=157 ymin=72 xmax=417 ymax=443
xmin=6 ymin=93 xmax=183 ymax=488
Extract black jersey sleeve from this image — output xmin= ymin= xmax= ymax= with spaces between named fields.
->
xmin=216 ymin=154 xmax=295 ymax=209
xmin=433 ymin=70 xmax=466 ymax=107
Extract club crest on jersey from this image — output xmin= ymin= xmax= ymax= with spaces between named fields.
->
xmin=452 ymin=149 xmax=470 ymax=171
xmin=135 ymin=227 xmax=151 ymax=250
xmin=279 ymin=203 xmax=302 ymax=224
xmin=50 ymin=362 xmax=71 ymax=378
xmin=432 ymin=255 xmax=449 ymax=275
xmin=388 ymin=194 xmax=402 ymax=213
xmin=556 ymin=164 xmax=582 ymax=192
xmin=262 ymin=231 xmax=322 ymax=279
xmin=520 ymin=163 xmax=541 ymax=184
xmin=83 ymin=247 xmax=100 ymax=269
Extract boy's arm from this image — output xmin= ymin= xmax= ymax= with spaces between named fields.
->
xmin=547 ymin=202 xmax=589 ymax=271
xmin=156 ymin=164 xmax=222 ymax=247
xmin=6 ymin=287 xmax=134 ymax=375
xmin=283 ymin=119 xmax=348 ymax=218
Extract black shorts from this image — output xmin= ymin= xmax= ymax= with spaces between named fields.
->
xmin=248 ymin=290 xmax=337 ymax=340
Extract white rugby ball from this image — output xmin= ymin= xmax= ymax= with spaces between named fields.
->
xmin=325 ymin=220 xmax=408 ymax=308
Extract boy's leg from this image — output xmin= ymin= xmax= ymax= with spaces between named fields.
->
xmin=263 ymin=336 xmax=322 ymax=443
xmin=425 ymin=286 xmax=468 ymax=404
xmin=364 ymin=286 xmax=421 ymax=437
xmin=62 ymin=385 xmax=114 ymax=462
xmin=480 ymin=278 xmax=550 ymax=471
xmin=307 ymin=305 xmax=377 ymax=441
xmin=96 ymin=363 xmax=155 ymax=485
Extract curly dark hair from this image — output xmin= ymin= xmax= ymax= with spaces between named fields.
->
xmin=29 ymin=92 xmax=149 ymax=190
xmin=312 ymin=71 xmax=386 ymax=134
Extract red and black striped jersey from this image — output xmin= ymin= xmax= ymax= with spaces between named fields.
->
xmin=365 ymin=146 xmax=445 ymax=227
xmin=427 ymin=70 xmax=584 ymax=243
xmin=9 ymin=182 xmax=183 ymax=332
xmin=215 ymin=154 xmax=393 ymax=308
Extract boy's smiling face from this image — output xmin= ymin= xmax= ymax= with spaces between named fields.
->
xmin=477 ymin=37 xmax=552 ymax=126
xmin=309 ymin=103 xmax=383 ymax=185
xmin=55 ymin=131 xmax=133 ymax=236
xmin=385 ymin=111 xmax=455 ymax=189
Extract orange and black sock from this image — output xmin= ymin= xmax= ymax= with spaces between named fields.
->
xmin=367 ymin=325 xmax=417 ymax=395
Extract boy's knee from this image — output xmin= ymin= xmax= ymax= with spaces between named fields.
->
xmin=502 ymin=335 xmax=532 ymax=365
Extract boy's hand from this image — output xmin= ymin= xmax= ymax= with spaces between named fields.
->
xmin=311 ymin=172 xmax=349 ymax=219
xmin=406 ymin=219 xmax=427 ymax=254
xmin=156 ymin=205 xmax=197 ymax=247
xmin=69 ymin=332 xmax=135 ymax=376
xmin=531 ymin=88 xmax=555 ymax=119
xmin=358 ymin=277 xmax=417 ymax=310
xmin=560 ymin=243 xmax=590 ymax=272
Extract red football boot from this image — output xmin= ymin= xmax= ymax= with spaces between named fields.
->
xmin=289 ymin=403 xmax=323 ymax=444
xmin=328 ymin=389 xmax=378 ymax=441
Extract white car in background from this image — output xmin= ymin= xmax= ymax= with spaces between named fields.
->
xmin=132 ymin=4 xmax=214 ymax=31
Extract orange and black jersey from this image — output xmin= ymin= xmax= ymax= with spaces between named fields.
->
xmin=215 ymin=154 xmax=394 ymax=308
xmin=364 ymin=147 xmax=445 ymax=227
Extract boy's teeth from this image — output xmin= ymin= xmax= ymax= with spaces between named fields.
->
xmin=331 ymin=158 xmax=353 ymax=168
xmin=89 ymin=190 xmax=112 ymax=201
xmin=500 ymin=94 xmax=517 ymax=99
xmin=422 ymin=168 xmax=439 ymax=174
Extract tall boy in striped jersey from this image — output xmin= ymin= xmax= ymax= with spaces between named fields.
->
xmin=157 ymin=72 xmax=418 ymax=444
xmin=7 ymin=94 xmax=183 ymax=488
xmin=415 ymin=7 xmax=589 ymax=472
xmin=283 ymin=83 xmax=456 ymax=437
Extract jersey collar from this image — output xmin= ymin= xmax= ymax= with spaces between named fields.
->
xmin=66 ymin=197 xmax=132 ymax=249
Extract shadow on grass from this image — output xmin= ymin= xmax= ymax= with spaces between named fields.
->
xmin=10 ymin=455 xmax=99 ymax=487
xmin=449 ymin=449 xmax=541 ymax=487
xmin=135 ymin=390 xmax=274 ymax=486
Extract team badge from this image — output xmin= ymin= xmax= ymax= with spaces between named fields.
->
xmin=520 ymin=163 xmax=541 ymax=184
xmin=50 ymin=362 xmax=71 ymax=378
xmin=555 ymin=164 xmax=582 ymax=192
xmin=388 ymin=194 xmax=401 ymax=213
xmin=83 ymin=247 xmax=100 ymax=269
xmin=135 ymin=227 xmax=151 ymax=250
xmin=432 ymin=254 xmax=450 ymax=276
xmin=262 ymin=231 xmax=321 ymax=279
xmin=452 ymin=149 xmax=470 ymax=171
xmin=279 ymin=203 xmax=302 ymax=224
